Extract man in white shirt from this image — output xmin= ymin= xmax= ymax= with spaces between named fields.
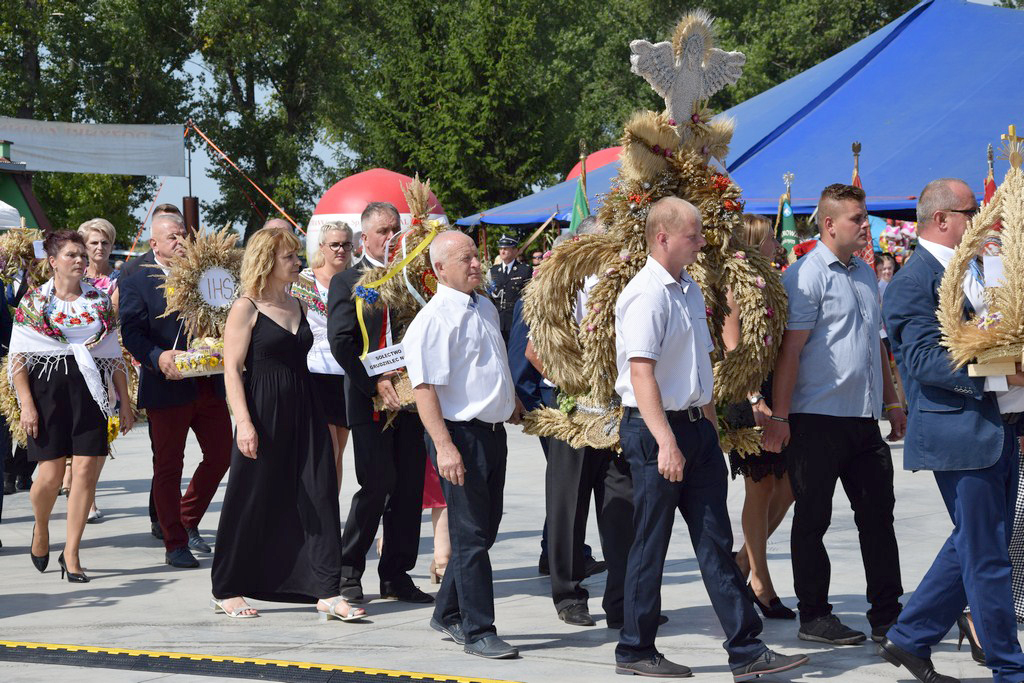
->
xmin=405 ymin=230 xmax=525 ymax=660
xmin=613 ymin=197 xmax=808 ymax=681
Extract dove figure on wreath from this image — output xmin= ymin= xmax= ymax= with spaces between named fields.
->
xmin=629 ymin=10 xmax=745 ymax=135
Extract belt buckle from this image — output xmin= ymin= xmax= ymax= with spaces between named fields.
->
xmin=687 ymin=406 xmax=701 ymax=422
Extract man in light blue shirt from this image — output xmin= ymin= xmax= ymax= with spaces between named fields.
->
xmin=764 ymin=183 xmax=907 ymax=647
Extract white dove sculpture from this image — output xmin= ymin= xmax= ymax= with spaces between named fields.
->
xmin=629 ymin=11 xmax=745 ymax=132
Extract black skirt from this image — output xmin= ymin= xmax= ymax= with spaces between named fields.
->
xmin=310 ymin=372 xmax=347 ymax=427
xmin=725 ymin=375 xmax=787 ymax=482
xmin=26 ymin=356 xmax=107 ymax=462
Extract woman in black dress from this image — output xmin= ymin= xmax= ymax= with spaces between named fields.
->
xmin=211 ymin=226 xmax=365 ymax=621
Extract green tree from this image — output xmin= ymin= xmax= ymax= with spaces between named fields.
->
xmin=194 ymin=0 xmax=362 ymax=241
xmin=0 ymin=0 xmax=194 ymax=242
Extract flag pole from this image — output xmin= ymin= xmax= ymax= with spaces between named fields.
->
xmin=851 ymin=141 xmax=862 ymax=184
xmin=579 ymin=139 xmax=589 ymax=215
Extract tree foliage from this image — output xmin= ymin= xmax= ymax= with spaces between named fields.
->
xmin=0 ymin=0 xmax=194 ymax=241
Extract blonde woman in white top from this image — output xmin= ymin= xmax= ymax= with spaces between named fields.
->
xmin=294 ymin=221 xmax=353 ymax=489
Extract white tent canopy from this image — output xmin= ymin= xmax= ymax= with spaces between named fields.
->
xmin=0 ymin=199 xmax=21 ymax=229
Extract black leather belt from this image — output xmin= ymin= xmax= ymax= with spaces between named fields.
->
xmin=446 ymin=418 xmax=502 ymax=431
xmin=1004 ymin=412 xmax=1023 ymax=425
xmin=623 ymin=406 xmax=702 ymax=422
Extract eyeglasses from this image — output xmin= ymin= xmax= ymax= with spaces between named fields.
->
xmin=945 ymin=208 xmax=978 ymax=218
xmin=326 ymin=241 xmax=354 ymax=252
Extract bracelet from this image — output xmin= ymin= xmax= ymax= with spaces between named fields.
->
xmin=884 ymin=403 xmax=902 ymax=412
xmin=769 ymin=415 xmax=789 ymax=423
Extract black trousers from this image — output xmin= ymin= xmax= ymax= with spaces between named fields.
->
xmin=340 ymin=411 xmax=426 ymax=586
xmin=785 ymin=413 xmax=903 ymax=626
xmin=4 ymin=445 xmax=35 ymax=478
xmin=430 ymin=421 xmax=507 ymax=643
xmin=545 ymin=438 xmax=633 ymax=617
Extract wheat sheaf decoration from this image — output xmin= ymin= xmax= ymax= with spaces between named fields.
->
xmin=521 ymin=11 xmax=786 ymax=455
xmin=354 ymin=174 xmax=454 ymax=413
xmin=156 ymin=224 xmax=243 ymax=340
xmin=937 ymin=126 xmax=1024 ymax=370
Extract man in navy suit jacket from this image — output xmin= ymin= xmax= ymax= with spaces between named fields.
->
xmin=880 ymin=178 xmax=1024 ymax=683
xmin=119 ymin=213 xmax=231 ymax=569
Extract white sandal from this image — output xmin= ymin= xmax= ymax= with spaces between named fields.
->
xmin=210 ymin=598 xmax=259 ymax=618
xmin=317 ymin=597 xmax=366 ymax=622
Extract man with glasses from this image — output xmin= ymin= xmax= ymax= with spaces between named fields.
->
xmin=327 ymin=202 xmax=433 ymax=605
xmin=764 ymin=183 xmax=907 ymax=646
xmin=878 ymin=178 xmax=1024 ymax=683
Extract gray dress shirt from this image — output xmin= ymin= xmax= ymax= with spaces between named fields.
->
xmin=783 ymin=241 xmax=883 ymax=418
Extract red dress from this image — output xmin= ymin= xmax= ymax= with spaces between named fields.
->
xmin=422 ymin=457 xmax=446 ymax=509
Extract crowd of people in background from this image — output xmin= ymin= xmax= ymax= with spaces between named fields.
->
xmin=1 ymin=178 xmax=1023 ymax=682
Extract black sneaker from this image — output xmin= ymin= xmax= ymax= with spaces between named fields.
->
xmin=732 ymin=650 xmax=809 ymax=682
xmin=871 ymin=619 xmax=896 ymax=643
xmin=464 ymin=634 xmax=518 ymax=659
xmin=429 ymin=617 xmax=466 ymax=645
xmin=584 ymin=557 xmax=608 ymax=577
xmin=615 ymin=654 xmax=691 ymax=677
xmin=798 ymin=614 xmax=866 ymax=645
xmin=381 ymin=581 xmax=434 ymax=604
xmin=165 ymin=547 xmax=199 ymax=568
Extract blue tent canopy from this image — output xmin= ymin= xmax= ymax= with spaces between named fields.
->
xmin=458 ymin=0 xmax=1024 ymax=226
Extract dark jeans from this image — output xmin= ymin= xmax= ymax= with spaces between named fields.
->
xmin=341 ymin=411 xmax=426 ymax=586
xmin=616 ymin=410 xmax=766 ymax=667
xmin=785 ymin=413 xmax=903 ymax=626
xmin=429 ymin=421 xmax=507 ymax=643
xmin=888 ymin=424 xmax=1024 ymax=682
xmin=546 ymin=439 xmax=633 ymax=617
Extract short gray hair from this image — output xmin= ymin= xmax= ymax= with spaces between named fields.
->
xmin=78 ymin=217 xmax=116 ymax=244
xmin=576 ymin=215 xmax=604 ymax=235
xmin=151 ymin=212 xmax=185 ymax=230
xmin=917 ymin=178 xmax=969 ymax=226
xmin=361 ymin=202 xmax=400 ymax=232
xmin=310 ymin=221 xmax=354 ymax=269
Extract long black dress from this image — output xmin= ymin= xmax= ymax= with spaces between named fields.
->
xmin=211 ymin=305 xmax=342 ymax=603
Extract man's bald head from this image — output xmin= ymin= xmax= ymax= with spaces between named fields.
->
xmin=916 ymin=178 xmax=977 ymax=248
xmin=263 ymin=217 xmax=293 ymax=232
xmin=150 ymin=212 xmax=187 ymax=261
xmin=429 ymin=230 xmax=475 ymax=270
xmin=429 ymin=230 xmax=481 ymax=294
xmin=644 ymin=197 xmax=706 ymax=272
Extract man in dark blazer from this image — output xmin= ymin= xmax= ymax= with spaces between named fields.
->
xmin=879 ymin=177 xmax=1024 ymax=683
xmin=488 ymin=235 xmax=532 ymax=345
xmin=119 ymin=213 xmax=232 ymax=569
xmin=327 ymin=201 xmax=431 ymax=604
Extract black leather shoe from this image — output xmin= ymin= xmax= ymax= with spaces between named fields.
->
xmin=878 ymin=638 xmax=959 ymax=683
xmin=165 ymin=547 xmax=199 ymax=568
xmin=584 ymin=557 xmax=607 ymax=577
xmin=340 ymin=581 xmax=365 ymax=604
xmin=464 ymin=634 xmax=518 ymax=659
xmin=732 ymin=650 xmax=808 ymax=682
xmin=15 ymin=475 xmax=32 ymax=491
xmin=186 ymin=527 xmax=211 ymax=553
xmin=381 ymin=581 xmax=434 ymax=604
xmin=538 ymin=554 xmax=549 ymax=575
xmin=615 ymin=654 xmax=691 ymax=677
xmin=608 ymin=614 xmax=668 ymax=630
xmin=3 ymin=475 xmax=16 ymax=495
xmin=559 ymin=603 xmax=596 ymax=626
xmin=150 ymin=521 xmax=164 ymax=540
xmin=429 ymin=617 xmax=466 ymax=645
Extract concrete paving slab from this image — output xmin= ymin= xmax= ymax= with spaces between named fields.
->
xmin=0 ymin=421 xmax=1013 ymax=682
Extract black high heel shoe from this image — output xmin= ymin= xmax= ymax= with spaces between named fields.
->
xmin=57 ymin=552 xmax=90 ymax=583
xmin=746 ymin=583 xmax=796 ymax=620
xmin=30 ymin=523 xmax=49 ymax=573
xmin=956 ymin=613 xmax=985 ymax=665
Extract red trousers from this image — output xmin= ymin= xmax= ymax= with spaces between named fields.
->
xmin=147 ymin=380 xmax=232 ymax=551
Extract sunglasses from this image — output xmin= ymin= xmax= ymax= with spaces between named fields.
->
xmin=945 ymin=208 xmax=978 ymax=218
xmin=326 ymin=241 xmax=354 ymax=252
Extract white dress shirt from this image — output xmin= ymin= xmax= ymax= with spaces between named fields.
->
xmin=916 ymin=237 xmax=1024 ymax=413
xmin=614 ymin=256 xmax=714 ymax=410
xmin=404 ymin=283 xmax=516 ymax=423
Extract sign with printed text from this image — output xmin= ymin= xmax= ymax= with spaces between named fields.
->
xmin=362 ymin=343 xmax=405 ymax=376
xmin=199 ymin=267 xmax=236 ymax=309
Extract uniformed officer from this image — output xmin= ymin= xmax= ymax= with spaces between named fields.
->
xmin=488 ymin=234 xmax=532 ymax=344
xmin=405 ymin=230 xmax=525 ymax=660
xmin=613 ymin=196 xmax=808 ymax=681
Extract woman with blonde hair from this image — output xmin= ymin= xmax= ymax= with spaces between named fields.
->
xmin=63 ymin=217 xmax=121 ymax=518
xmin=292 ymin=221 xmax=353 ymax=489
xmin=210 ymin=226 xmax=365 ymax=621
xmin=723 ymin=213 xmax=796 ymax=619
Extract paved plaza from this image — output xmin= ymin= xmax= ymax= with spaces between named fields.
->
xmin=0 ymin=420 xmax=1012 ymax=682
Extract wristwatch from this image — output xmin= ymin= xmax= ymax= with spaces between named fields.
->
xmin=748 ymin=394 xmax=764 ymax=405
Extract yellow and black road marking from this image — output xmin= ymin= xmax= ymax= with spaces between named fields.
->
xmin=0 ymin=641 xmax=520 ymax=683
